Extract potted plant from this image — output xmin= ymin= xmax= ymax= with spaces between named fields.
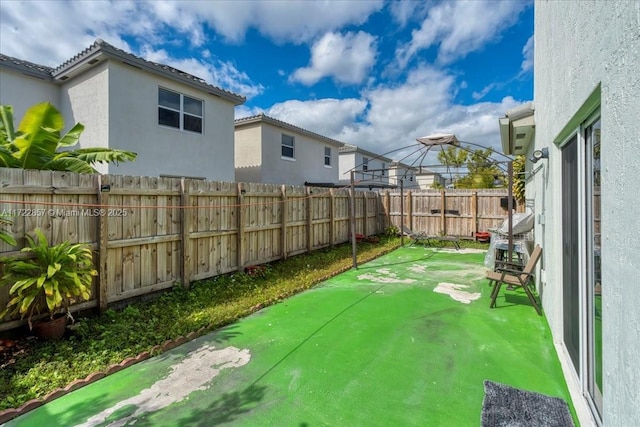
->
xmin=0 ymin=229 xmax=96 ymax=340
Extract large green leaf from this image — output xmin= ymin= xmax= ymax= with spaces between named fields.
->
xmin=40 ymin=155 xmax=97 ymax=173
xmin=13 ymin=103 xmax=63 ymax=169
xmin=71 ymin=147 xmax=137 ymax=164
xmin=0 ymin=104 xmax=16 ymax=142
xmin=57 ymin=122 xmax=85 ymax=147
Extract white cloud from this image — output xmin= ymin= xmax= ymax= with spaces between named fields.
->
xmin=265 ymin=66 xmax=524 ymax=165
xmin=266 ymin=99 xmax=368 ymax=136
xmin=179 ymin=0 xmax=383 ymax=43
xmin=520 ymin=35 xmax=534 ymax=74
xmin=291 ymin=31 xmax=377 ymax=86
xmin=396 ymin=0 xmax=530 ymax=67
xmin=140 ymin=46 xmax=264 ymax=99
xmin=389 ymin=0 xmax=428 ymax=28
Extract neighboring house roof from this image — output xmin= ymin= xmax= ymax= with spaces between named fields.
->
xmin=338 ymin=144 xmax=393 ymax=163
xmin=235 ymin=113 xmax=345 ymax=148
xmin=0 ymin=54 xmax=54 ymax=80
xmin=388 ymin=161 xmax=417 ymax=171
xmin=0 ymin=39 xmax=246 ymax=106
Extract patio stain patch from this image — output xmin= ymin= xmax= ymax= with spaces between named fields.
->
xmin=76 ymin=345 xmax=251 ymax=427
xmin=434 ymin=282 xmax=482 ymax=304
xmin=7 ymin=247 xmax=577 ymax=427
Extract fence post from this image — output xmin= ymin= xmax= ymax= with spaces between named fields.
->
xmin=362 ymin=191 xmax=368 ymax=236
xmin=281 ymin=185 xmax=288 ymax=260
xmin=180 ymin=178 xmax=191 ymax=289
xmin=383 ymin=190 xmax=390 ymax=230
xmin=407 ymin=190 xmax=413 ymax=230
xmin=472 ymin=191 xmax=478 ymax=237
xmin=306 ymin=187 xmax=313 ymax=253
xmin=329 ymin=189 xmax=335 ymax=246
xmin=97 ymin=175 xmax=109 ymax=312
xmin=237 ymin=183 xmax=245 ymax=270
xmin=440 ymin=189 xmax=446 ymax=235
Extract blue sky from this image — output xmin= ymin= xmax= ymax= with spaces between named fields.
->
xmin=0 ymin=0 xmax=533 ymax=162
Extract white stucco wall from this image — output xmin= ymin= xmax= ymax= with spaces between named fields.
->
xmin=339 ymin=151 xmax=391 ymax=186
xmin=101 ymin=61 xmax=236 ymax=181
xmin=535 ymin=1 xmax=640 ymax=425
xmin=0 ymin=68 xmax=60 ymax=120
xmin=258 ymin=123 xmax=340 ymax=186
xmin=235 ymin=124 xmax=263 ymax=183
xmin=60 ymin=62 xmax=111 ymax=173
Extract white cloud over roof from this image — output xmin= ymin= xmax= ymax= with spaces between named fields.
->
xmin=291 ymin=31 xmax=378 ymax=86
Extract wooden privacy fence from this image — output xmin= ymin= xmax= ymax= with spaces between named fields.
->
xmin=0 ymin=168 xmax=381 ymax=330
xmin=0 ymin=168 xmax=516 ymax=330
xmin=382 ymin=189 xmax=524 ymax=239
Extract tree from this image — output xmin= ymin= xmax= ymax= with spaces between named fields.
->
xmin=455 ymin=147 xmax=505 ymax=189
xmin=437 ymin=146 xmax=468 ymax=188
xmin=0 ymin=102 xmax=136 ymax=173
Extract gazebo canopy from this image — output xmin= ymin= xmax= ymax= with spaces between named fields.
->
xmin=416 ymin=133 xmax=460 ymax=146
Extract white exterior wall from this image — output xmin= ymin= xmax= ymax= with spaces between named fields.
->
xmin=259 ymin=123 xmax=340 ymax=186
xmin=339 ymin=151 xmax=390 ymax=186
xmin=60 ymin=62 xmax=111 ymax=173
xmin=0 ymin=68 xmax=60 ymax=121
xmin=235 ymin=124 xmax=263 ymax=183
xmin=103 ymin=61 xmax=236 ymax=181
xmin=388 ymin=166 xmax=418 ymax=189
xmin=338 ymin=152 xmax=356 ymax=183
xmin=535 ymin=1 xmax=640 ymax=425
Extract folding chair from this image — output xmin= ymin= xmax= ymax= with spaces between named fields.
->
xmin=487 ymin=244 xmax=543 ymax=315
xmin=401 ymin=225 xmax=429 ymax=246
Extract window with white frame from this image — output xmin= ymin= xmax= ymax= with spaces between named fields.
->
xmin=381 ymin=162 xmax=386 ymax=175
xmin=282 ymin=134 xmax=295 ymax=159
xmin=324 ymin=147 xmax=331 ymax=166
xmin=362 ymin=157 xmax=369 ymax=171
xmin=158 ymin=88 xmax=203 ymax=133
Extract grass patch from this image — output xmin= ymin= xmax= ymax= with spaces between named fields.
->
xmin=0 ymin=237 xmax=405 ymax=411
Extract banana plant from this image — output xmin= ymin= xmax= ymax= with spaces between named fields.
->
xmin=0 ymin=102 xmax=136 ymax=173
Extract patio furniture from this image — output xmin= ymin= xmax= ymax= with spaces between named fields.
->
xmin=488 ymin=244 xmax=543 ymax=315
xmin=401 ymin=225 xmax=461 ymax=250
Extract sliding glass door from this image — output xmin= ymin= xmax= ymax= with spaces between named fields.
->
xmin=561 ymin=115 xmax=603 ymax=422
xmin=586 ymin=118 xmax=602 ymax=416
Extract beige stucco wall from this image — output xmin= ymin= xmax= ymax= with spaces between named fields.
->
xmin=535 ymin=1 xmax=640 ymax=425
xmin=247 ymin=122 xmax=340 ymax=186
xmin=234 ymin=124 xmax=263 ymax=183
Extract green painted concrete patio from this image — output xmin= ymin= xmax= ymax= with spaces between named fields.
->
xmin=8 ymin=247 xmax=576 ymax=426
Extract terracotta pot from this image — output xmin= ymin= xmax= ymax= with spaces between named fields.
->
xmin=32 ymin=315 xmax=67 ymax=341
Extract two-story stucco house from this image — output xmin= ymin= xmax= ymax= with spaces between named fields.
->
xmin=0 ymin=39 xmax=245 ymax=181
xmin=499 ymin=2 xmax=640 ymax=425
xmin=338 ymin=144 xmax=394 ymax=188
xmin=234 ymin=114 xmax=343 ymax=186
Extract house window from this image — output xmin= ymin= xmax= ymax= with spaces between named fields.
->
xmin=324 ymin=147 xmax=331 ymax=166
xmin=282 ymin=134 xmax=295 ymax=159
xmin=362 ymin=157 xmax=369 ymax=171
xmin=381 ymin=162 xmax=386 ymax=176
xmin=158 ymin=88 xmax=203 ymax=133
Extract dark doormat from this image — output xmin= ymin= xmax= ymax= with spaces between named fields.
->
xmin=481 ymin=380 xmax=575 ymax=427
